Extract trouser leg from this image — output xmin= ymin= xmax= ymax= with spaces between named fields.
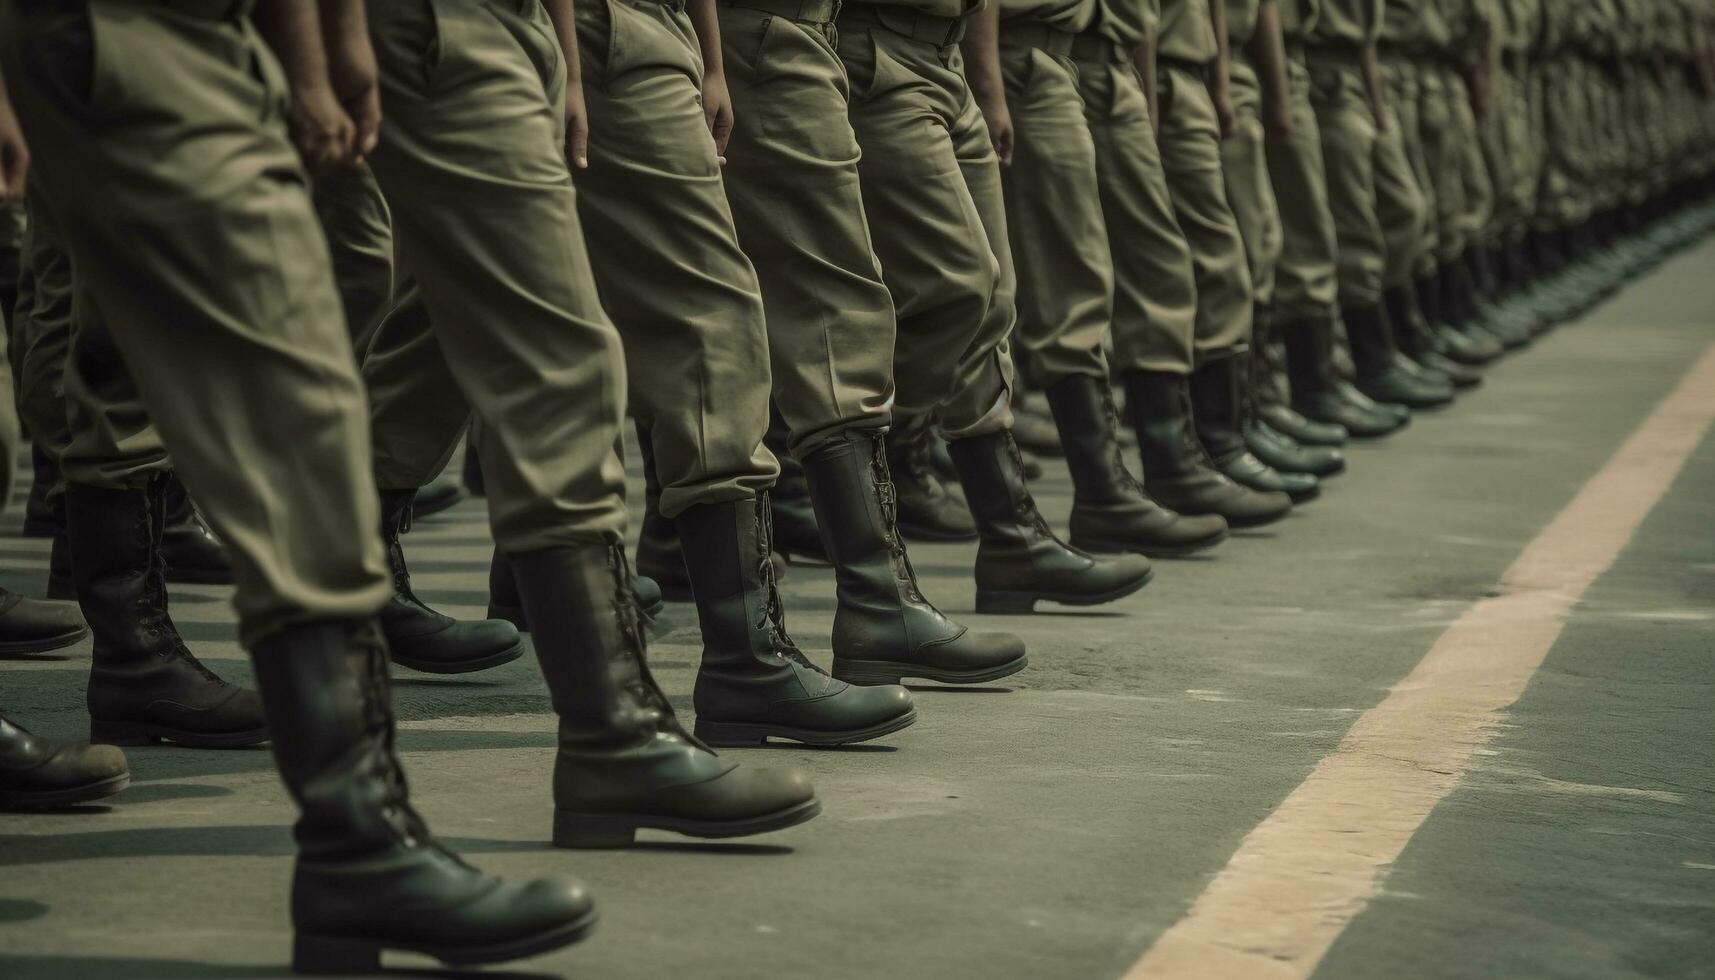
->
xmin=718 ymin=7 xmax=894 ymax=456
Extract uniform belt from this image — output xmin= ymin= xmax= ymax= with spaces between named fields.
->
xmin=724 ymin=0 xmax=841 ymax=23
xmin=839 ymin=2 xmax=966 ymax=49
xmin=999 ymin=21 xmax=1077 ymax=57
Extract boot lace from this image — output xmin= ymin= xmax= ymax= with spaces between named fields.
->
xmin=752 ymin=496 xmax=826 ymax=674
xmin=605 ymin=540 xmax=715 ymax=751
xmin=355 ymin=624 xmax=464 ymax=864
xmin=1099 ymin=386 xmax=1149 ymax=497
xmin=1004 ymin=432 xmax=1058 ymax=541
xmin=868 ymin=431 xmax=925 ymax=604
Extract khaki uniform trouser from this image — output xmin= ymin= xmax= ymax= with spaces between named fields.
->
xmin=1417 ymin=61 xmax=1485 ymax=264
xmin=1078 ymin=49 xmax=1199 ymax=373
xmin=999 ymin=36 xmax=1112 ymax=385
xmin=0 ymin=2 xmax=391 ymax=645
xmin=332 ymin=0 xmax=635 ymax=544
xmin=1488 ymin=59 xmax=1537 ymax=244
xmin=1537 ymin=57 xmax=1593 ymax=230
xmin=1265 ymin=48 xmax=1340 ymax=324
xmin=719 ymin=2 xmax=895 ymax=456
xmin=838 ymin=9 xmax=1016 ymax=438
xmin=575 ymin=0 xmax=777 ymax=516
xmin=1382 ymin=56 xmax=1438 ymax=277
xmin=1222 ymin=56 xmax=1283 ymax=310
xmin=1309 ymin=51 xmax=1426 ymax=306
xmin=10 ymin=185 xmax=72 ymax=512
xmin=1158 ymin=62 xmax=1253 ymax=361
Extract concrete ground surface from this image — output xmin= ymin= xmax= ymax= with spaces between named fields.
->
xmin=1 ymin=241 xmax=1712 ymax=980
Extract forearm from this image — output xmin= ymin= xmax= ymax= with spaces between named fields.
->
xmin=1249 ymin=1 xmax=1288 ymax=95
xmin=961 ymin=4 xmax=1004 ymax=100
xmin=544 ymin=0 xmax=584 ymax=89
xmin=255 ymin=0 xmax=331 ymax=89
xmin=688 ymin=0 xmax=725 ymax=78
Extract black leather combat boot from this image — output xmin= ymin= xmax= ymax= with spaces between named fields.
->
xmin=884 ymin=416 xmax=977 ymax=542
xmin=803 ymin=429 xmax=1029 ymax=683
xmin=1046 ymin=374 xmax=1230 ymax=555
xmin=1190 ymin=357 xmax=1320 ymax=502
xmin=511 ymin=541 xmax=820 ymax=847
xmin=1344 ymin=302 xmax=1455 ymax=409
xmin=379 ymin=489 xmax=525 ymax=674
xmin=0 ymin=587 xmax=88 ymax=655
xmin=948 ymin=430 xmax=1154 ymax=613
xmin=1386 ymin=284 xmax=1482 ymax=389
xmin=1243 ymin=306 xmax=1348 ymax=476
xmin=158 ymin=472 xmax=234 ymax=585
xmin=69 ymin=477 xmax=267 ymax=747
xmin=1122 ymin=370 xmax=1294 ymax=526
xmin=763 ymin=405 xmax=829 ymax=563
xmin=675 ymin=496 xmax=915 ymax=746
xmin=253 ymin=620 xmax=597 ymax=973
xmin=1283 ymin=317 xmax=1408 ymax=438
xmin=0 ymin=712 xmax=129 ymax=810
xmin=633 ymin=426 xmax=694 ymax=601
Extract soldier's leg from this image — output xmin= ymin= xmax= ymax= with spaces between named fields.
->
xmin=364 ymin=0 xmax=818 ymax=839
xmin=1263 ymin=48 xmax=1352 ymax=445
xmin=313 ymin=163 xmax=525 ymax=676
xmin=3 ymin=4 xmax=603 ymax=967
xmin=1081 ymin=55 xmax=1286 ymax=528
xmin=840 ymin=10 xmax=1151 ymax=612
xmin=1220 ymin=54 xmax=1332 ymax=489
xmin=719 ymin=2 xmax=1026 ymax=686
xmin=1304 ymin=52 xmax=1416 ymax=432
xmin=1157 ymin=61 xmax=1313 ymax=509
xmin=565 ymin=0 xmax=918 ymax=746
xmin=999 ymin=33 xmax=1228 ymax=555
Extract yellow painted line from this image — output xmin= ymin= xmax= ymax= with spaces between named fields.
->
xmin=1124 ymin=341 xmax=1715 ymax=980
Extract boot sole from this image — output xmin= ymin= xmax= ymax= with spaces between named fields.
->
xmin=975 ymin=567 xmax=1153 ymax=614
xmin=832 ymin=654 xmax=1029 ymax=687
xmin=693 ymin=706 xmax=918 ymax=747
xmin=552 ymin=798 xmax=823 ymax=849
xmin=391 ymin=638 xmax=527 ymax=675
xmin=89 ymin=719 xmax=270 ymax=749
xmin=293 ymin=906 xmax=599 ymax=974
xmin=1224 ymin=507 xmax=1293 ymax=530
xmin=1071 ymin=527 xmax=1229 ymax=559
xmin=0 ymin=772 xmax=130 ymax=811
xmin=0 ymin=624 xmax=91 ymax=656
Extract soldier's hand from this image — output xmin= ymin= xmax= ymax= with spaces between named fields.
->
xmin=975 ymin=89 xmax=1014 ymax=165
xmin=703 ymin=71 xmax=734 ymax=164
xmin=326 ymin=30 xmax=383 ymax=160
xmin=287 ymin=83 xmax=357 ymax=172
xmin=0 ymin=84 xmax=27 ymax=200
xmin=566 ymin=79 xmax=590 ymax=170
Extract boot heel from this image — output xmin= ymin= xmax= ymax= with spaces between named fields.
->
xmin=829 ymin=659 xmax=905 ymax=686
xmin=553 ymin=810 xmax=638 ymax=849
xmin=693 ymin=720 xmax=768 ymax=747
xmin=89 ymin=720 xmax=157 ymax=747
xmin=975 ymin=591 xmax=1037 ymax=614
xmin=293 ymin=933 xmax=382 ymax=974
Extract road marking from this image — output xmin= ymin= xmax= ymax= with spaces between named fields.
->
xmin=1123 ymin=341 xmax=1715 ymax=980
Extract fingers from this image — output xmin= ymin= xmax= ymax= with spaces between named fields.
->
xmin=568 ymin=116 xmax=590 ymax=170
xmin=350 ymin=89 xmax=382 ymax=160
